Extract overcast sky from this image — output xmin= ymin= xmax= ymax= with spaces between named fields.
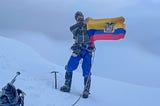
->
xmin=0 ymin=0 xmax=160 ymax=54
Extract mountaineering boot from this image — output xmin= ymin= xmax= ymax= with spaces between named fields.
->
xmin=82 ymin=76 xmax=91 ymax=98
xmin=60 ymin=71 xmax=73 ymax=92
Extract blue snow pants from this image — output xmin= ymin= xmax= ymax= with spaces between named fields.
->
xmin=65 ymin=49 xmax=92 ymax=78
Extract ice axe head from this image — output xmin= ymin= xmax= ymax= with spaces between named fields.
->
xmin=16 ymin=72 xmax=21 ymax=75
xmin=10 ymin=72 xmax=21 ymax=84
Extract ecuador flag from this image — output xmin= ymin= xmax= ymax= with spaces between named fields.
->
xmin=87 ymin=17 xmax=126 ymax=42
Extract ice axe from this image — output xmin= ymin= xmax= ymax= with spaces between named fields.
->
xmin=51 ymin=71 xmax=59 ymax=89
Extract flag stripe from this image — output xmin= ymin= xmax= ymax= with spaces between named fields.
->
xmin=90 ymin=33 xmax=125 ymax=41
xmin=88 ymin=28 xmax=126 ymax=35
xmin=87 ymin=17 xmax=125 ymax=30
xmin=88 ymin=28 xmax=126 ymax=41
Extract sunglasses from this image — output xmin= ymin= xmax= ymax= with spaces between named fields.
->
xmin=76 ymin=16 xmax=84 ymax=21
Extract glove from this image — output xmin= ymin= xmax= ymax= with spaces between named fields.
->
xmin=90 ymin=42 xmax=95 ymax=49
xmin=90 ymin=42 xmax=96 ymax=52
xmin=78 ymin=22 xmax=84 ymax=27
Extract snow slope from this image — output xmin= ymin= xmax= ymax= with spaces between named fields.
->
xmin=0 ymin=34 xmax=160 ymax=106
xmin=1 ymin=30 xmax=160 ymax=88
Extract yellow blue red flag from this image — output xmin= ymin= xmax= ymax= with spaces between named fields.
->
xmin=86 ymin=17 xmax=126 ymax=42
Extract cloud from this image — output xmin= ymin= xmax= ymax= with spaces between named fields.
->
xmin=151 ymin=0 xmax=160 ymax=4
xmin=0 ymin=0 xmax=160 ymax=49
xmin=0 ymin=0 xmax=75 ymax=40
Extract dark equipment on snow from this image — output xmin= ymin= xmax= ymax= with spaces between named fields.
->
xmin=0 ymin=72 xmax=25 ymax=106
xmin=51 ymin=71 xmax=59 ymax=89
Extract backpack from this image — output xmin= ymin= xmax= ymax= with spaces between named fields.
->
xmin=0 ymin=83 xmax=25 ymax=106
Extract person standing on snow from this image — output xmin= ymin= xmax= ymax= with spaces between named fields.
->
xmin=60 ymin=11 xmax=95 ymax=98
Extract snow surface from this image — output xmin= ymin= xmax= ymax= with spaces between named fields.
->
xmin=1 ymin=30 xmax=160 ymax=88
xmin=0 ymin=34 xmax=160 ymax=106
